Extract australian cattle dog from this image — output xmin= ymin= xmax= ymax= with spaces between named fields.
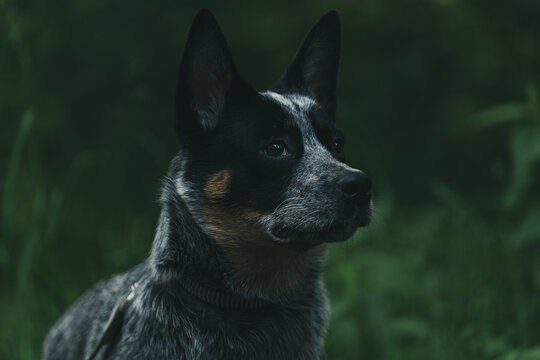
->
xmin=43 ymin=9 xmax=372 ymax=360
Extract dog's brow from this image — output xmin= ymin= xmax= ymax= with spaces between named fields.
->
xmin=262 ymin=91 xmax=316 ymax=116
xmin=261 ymin=91 xmax=319 ymax=140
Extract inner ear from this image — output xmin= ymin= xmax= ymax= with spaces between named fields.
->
xmin=175 ymin=10 xmax=252 ymax=141
xmin=186 ymin=50 xmax=233 ymax=130
xmin=274 ymin=11 xmax=341 ymax=118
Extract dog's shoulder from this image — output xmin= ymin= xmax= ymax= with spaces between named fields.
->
xmin=42 ymin=262 xmax=147 ymax=360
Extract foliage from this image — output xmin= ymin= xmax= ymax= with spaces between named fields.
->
xmin=1 ymin=0 xmax=540 ymax=359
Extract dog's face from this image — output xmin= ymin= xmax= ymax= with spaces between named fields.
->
xmin=174 ymin=10 xmax=372 ymax=295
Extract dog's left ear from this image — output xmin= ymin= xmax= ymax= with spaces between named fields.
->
xmin=274 ymin=11 xmax=341 ymax=118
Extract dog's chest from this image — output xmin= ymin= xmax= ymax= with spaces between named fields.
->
xmin=105 ymin=293 xmax=327 ymax=360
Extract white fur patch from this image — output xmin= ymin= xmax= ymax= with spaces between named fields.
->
xmin=262 ymin=91 xmax=316 ymax=115
xmin=175 ymin=175 xmax=191 ymax=198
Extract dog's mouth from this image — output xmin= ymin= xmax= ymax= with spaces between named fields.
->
xmin=270 ymin=209 xmax=372 ymax=249
xmin=271 ymin=227 xmax=296 ymax=239
xmin=271 ymin=221 xmax=352 ymax=242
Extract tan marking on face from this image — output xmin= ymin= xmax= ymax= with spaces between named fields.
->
xmin=204 ymin=169 xmax=231 ymax=200
xmin=202 ymin=205 xmax=325 ymax=297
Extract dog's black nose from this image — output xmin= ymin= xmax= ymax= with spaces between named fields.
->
xmin=337 ymin=172 xmax=372 ymax=202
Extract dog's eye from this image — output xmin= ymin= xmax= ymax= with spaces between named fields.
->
xmin=333 ymin=139 xmax=345 ymax=154
xmin=264 ymin=142 xmax=288 ymax=158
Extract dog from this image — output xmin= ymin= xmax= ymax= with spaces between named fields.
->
xmin=43 ymin=9 xmax=372 ymax=360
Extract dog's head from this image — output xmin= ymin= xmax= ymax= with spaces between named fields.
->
xmin=173 ymin=10 xmax=372 ymax=297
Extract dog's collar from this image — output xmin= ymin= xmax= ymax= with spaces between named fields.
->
xmin=180 ymin=276 xmax=268 ymax=310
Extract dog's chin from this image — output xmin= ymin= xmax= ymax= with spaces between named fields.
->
xmin=270 ymin=210 xmax=372 ymax=251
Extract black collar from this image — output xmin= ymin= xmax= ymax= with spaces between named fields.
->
xmin=180 ymin=276 xmax=269 ymax=310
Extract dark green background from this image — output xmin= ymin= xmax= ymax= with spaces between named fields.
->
xmin=2 ymin=0 xmax=540 ymax=359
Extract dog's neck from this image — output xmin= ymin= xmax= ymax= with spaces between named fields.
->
xmin=150 ymin=155 xmax=226 ymax=285
xmin=149 ymin=154 xmax=327 ymax=303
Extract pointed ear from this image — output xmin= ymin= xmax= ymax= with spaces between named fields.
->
xmin=175 ymin=9 xmax=250 ymax=140
xmin=274 ymin=11 xmax=341 ymax=117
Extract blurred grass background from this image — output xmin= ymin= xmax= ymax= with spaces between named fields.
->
xmin=1 ymin=0 xmax=540 ymax=359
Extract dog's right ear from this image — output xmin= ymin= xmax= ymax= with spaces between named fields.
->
xmin=175 ymin=9 xmax=250 ymax=141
